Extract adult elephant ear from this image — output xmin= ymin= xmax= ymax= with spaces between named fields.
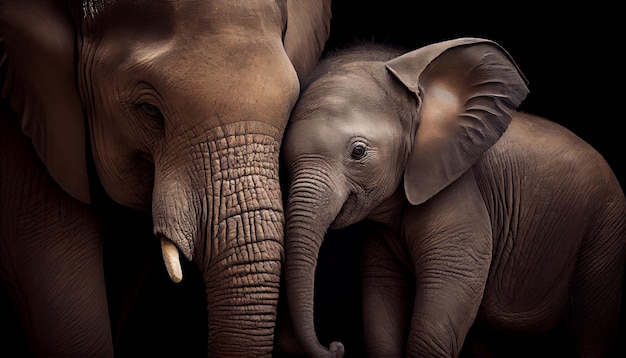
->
xmin=0 ymin=0 xmax=90 ymax=203
xmin=385 ymin=37 xmax=529 ymax=205
xmin=284 ymin=0 xmax=332 ymax=82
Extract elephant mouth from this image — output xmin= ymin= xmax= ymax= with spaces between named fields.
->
xmin=330 ymin=196 xmax=357 ymax=230
xmin=330 ymin=191 xmax=371 ymax=230
xmin=160 ymin=237 xmax=183 ymax=283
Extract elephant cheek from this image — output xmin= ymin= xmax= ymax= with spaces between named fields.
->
xmin=89 ymin=115 xmax=155 ymax=212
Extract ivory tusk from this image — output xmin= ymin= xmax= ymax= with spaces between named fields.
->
xmin=161 ymin=238 xmax=183 ymax=283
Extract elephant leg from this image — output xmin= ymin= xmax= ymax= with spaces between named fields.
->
xmin=569 ymin=209 xmax=626 ymax=358
xmin=360 ymin=222 xmax=413 ymax=357
xmin=0 ymin=114 xmax=113 ymax=356
xmin=405 ymin=172 xmax=492 ymax=357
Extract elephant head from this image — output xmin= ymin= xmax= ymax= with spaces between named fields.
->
xmin=281 ymin=38 xmax=528 ymax=357
xmin=1 ymin=0 xmax=331 ymax=355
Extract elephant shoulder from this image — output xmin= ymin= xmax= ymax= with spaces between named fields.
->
xmin=495 ymin=112 xmax=596 ymax=158
xmin=482 ymin=112 xmax=621 ymax=197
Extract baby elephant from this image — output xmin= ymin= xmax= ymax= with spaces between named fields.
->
xmin=281 ymin=37 xmax=626 ymax=357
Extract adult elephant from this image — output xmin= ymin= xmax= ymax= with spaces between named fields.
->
xmin=0 ymin=0 xmax=331 ymax=356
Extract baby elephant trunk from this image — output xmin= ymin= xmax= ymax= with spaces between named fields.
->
xmin=283 ymin=172 xmax=347 ymax=358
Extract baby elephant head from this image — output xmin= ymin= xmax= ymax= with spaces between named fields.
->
xmin=281 ymin=37 xmax=528 ymax=357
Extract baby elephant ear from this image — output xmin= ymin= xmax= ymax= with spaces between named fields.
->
xmin=1 ymin=0 xmax=90 ymax=203
xmin=385 ymin=37 xmax=528 ymax=205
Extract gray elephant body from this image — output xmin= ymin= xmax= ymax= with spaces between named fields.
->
xmin=363 ymin=112 xmax=625 ymax=357
xmin=0 ymin=0 xmax=331 ymax=356
xmin=469 ymin=113 xmax=620 ymax=336
xmin=281 ymin=39 xmax=626 ymax=357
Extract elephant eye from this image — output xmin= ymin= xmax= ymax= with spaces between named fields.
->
xmin=139 ymin=102 xmax=164 ymax=121
xmin=350 ymin=142 xmax=368 ymax=160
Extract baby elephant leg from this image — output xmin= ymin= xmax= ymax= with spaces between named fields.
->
xmin=570 ymin=208 xmax=626 ymax=358
xmin=360 ymin=223 xmax=413 ymax=357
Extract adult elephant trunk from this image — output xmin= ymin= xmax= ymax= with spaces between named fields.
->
xmin=153 ymin=122 xmax=285 ymax=357
xmin=283 ymin=166 xmax=347 ymax=358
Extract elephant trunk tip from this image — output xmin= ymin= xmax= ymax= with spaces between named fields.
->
xmin=160 ymin=237 xmax=183 ymax=283
xmin=306 ymin=341 xmax=345 ymax=358
xmin=327 ymin=341 xmax=345 ymax=358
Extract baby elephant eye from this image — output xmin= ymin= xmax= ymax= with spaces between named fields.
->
xmin=350 ymin=142 xmax=368 ymax=160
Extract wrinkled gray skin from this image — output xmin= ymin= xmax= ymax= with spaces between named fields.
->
xmin=0 ymin=0 xmax=331 ymax=356
xmin=282 ymin=38 xmax=626 ymax=357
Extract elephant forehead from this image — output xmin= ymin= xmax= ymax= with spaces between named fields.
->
xmin=88 ymin=1 xmax=175 ymax=39
xmin=287 ymin=106 xmax=397 ymax=155
xmin=296 ymin=73 xmax=388 ymax=118
xmin=286 ymin=119 xmax=340 ymax=149
xmin=91 ymin=0 xmax=284 ymax=43
xmin=324 ymin=70 xmax=385 ymax=100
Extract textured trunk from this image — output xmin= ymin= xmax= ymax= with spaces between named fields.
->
xmin=204 ymin=236 xmax=283 ymax=356
xmin=283 ymin=171 xmax=344 ymax=358
xmin=153 ymin=122 xmax=284 ymax=357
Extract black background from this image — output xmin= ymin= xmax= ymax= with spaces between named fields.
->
xmin=1 ymin=1 xmax=623 ymax=357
